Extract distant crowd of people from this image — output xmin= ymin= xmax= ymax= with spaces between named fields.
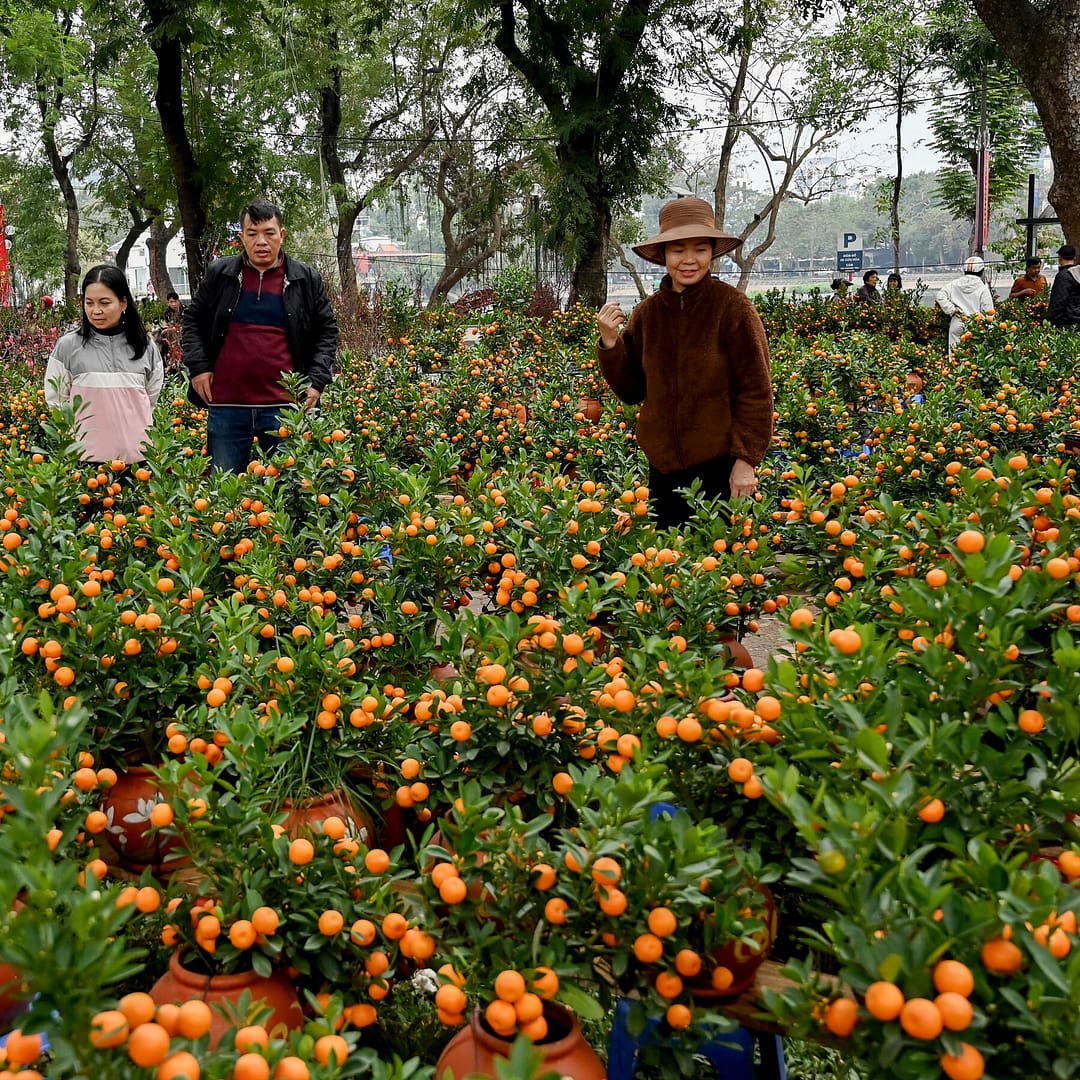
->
xmin=826 ymin=245 xmax=1080 ymax=351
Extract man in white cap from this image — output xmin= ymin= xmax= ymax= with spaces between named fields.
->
xmin=596 ymin=196 xmax=773 ymax=527
xmin=936 ymin=256 xmax=995 ymax=359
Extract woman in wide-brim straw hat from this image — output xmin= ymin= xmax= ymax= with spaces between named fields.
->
xmin=596 ymin=196 xmax=774 ymax=528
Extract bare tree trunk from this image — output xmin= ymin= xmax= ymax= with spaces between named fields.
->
xmin=149 ymin=218 xmax=181 ymax=299
xmin=40 ymin=129 xmax=81 ymax=304
xmin=973 ymin=0 xmax=1080 ymax=244
xmin=318 ymin=38 xmax=437 ymax=308
xmin=610 ymin=237 xmax=648 ymax=299
xmin=565 ymin=149 xmax=610 ymax=308
xmin=318 ymin=50 xmax=360 ymax=310
xmin=144 ymin=0 xmax=208 ymax=287
xmin=891 ymin=95 xmax=903 ymax=273
xmin=114 ymin=210 xmax=150 ymax=272
xmin=427 ymin=218 xmax=502 ymax=308
xmin=711 ymin=0 xmax=753 ymax=236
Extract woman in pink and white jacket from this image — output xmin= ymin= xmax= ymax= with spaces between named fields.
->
xmin=44 ymin=265 xmax=163 ymax=463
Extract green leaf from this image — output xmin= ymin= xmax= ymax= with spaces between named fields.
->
xmin=854 ymin=728 xmax=890 ymax=771
xmin=877 ymin=953 xmax=903 ymax=982
xmin=556 ymin=982 xmax=605 ymax=1021
xmin=1028 ymin=939 xmax=1071 ymax=994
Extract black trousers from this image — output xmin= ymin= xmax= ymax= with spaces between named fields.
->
xmin=648 ymin=455 xmax=736 ymax=529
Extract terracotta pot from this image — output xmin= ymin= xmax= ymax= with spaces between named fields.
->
xmin=150 ymin=949 xmax=302 ymax=1046
xmin=430 ymin=661 xmax=460 ymax=684
xmin=692 ymin=882 xmax=777 ymax=1000
xmin=280 ymin=788 xmax=375 ymax=847
xmin=577 ymin=396 xmax=603 ymax=423
xmin=718 ymin=634 xmax=754 ymax=670
xmin=495 ymin=401 xmax=528 ymax=428
xmin=435 ymin=1001 xmax=605 ymax=1080
xmin=345 ymin=768 xmax=409 ymax=851
xmin=102 ymin=765 xmax=186 ymax=874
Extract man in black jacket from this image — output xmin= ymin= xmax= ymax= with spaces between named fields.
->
xmin=183 ymin=198 xmax=338 ymax=472
xmin=1048 ymin=244 xmax=1080 ymax=329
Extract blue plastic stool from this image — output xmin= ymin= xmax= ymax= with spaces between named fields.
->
xmin=608 ymin=998 xmax=786 ymax=1079
xmin=624 ymin=806 xmax=787 ymax=1076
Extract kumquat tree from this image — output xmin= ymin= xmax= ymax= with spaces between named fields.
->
xmin=0 ymin=287 xmax=1077 ymax=1080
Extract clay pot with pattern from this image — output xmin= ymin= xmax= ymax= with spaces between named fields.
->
xmin=102 ymin=765 xmax=187 ymax=875
xmin=279 ymin=788 xmax=375 ymax=846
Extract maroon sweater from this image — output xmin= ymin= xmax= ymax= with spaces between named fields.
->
xmin=598 ymin=276 xmax=773 ymax=473
xmin=212 ymin=258 xmax=293 ymax=405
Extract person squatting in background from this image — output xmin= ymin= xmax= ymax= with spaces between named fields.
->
xmin=43 ymin=264 xmax=163 ymax=464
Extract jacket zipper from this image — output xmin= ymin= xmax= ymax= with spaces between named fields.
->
xmin=675 ymin=290 xmax=685 ymax=469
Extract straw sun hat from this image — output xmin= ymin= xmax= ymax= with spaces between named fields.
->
xmin=632 ymin=197 xmax=743 ymax=266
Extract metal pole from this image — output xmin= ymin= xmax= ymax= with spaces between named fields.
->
xmin=532 ymin=189 xmax=541 ymax=282
xmin=1026 ymin=173 xmax=1037 ymax=261
xmin=974 ymin=66 xmax=990 ymax=257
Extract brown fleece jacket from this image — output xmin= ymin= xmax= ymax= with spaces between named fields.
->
xmin=598 ymin=275 xmax=773 ymax=473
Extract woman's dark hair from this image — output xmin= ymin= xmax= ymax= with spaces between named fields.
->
xmin=863 ymin=269 xmax=877 ymax=284
xmin=887 ymin=273 xmax=903 ymax=288
xmin=79 ymin=264 xmax=150 ymax=358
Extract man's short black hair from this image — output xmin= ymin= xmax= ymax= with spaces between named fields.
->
xmin=166 ymin=291 xmax=180 ymax=301
xmin=1025 ymin=257 xmax=1043 ymax=268
xmin=1058 ymin=243 xmax=1076 ymax=260
xmin=240 ymin=199 xmax=284 ymax=229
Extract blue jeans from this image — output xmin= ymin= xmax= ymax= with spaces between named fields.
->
xmin=206 ymin=406 xmax=286 ymax=473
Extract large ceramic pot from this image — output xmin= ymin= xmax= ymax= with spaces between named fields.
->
xmin=345 ymin=768 xmax=408 ymax=851
xmin=691 ymin=883 xmax=778 ymax=1000
xmin=718 ymin=634 xmax=754 ymax=670
xmin=150 ymin=949 xmax=302 ymax=1046
xmin=280 ymin=788 xmax=375 ymax=846
xmin=577 ymin=396 xmax=603 ymax=424
xmin=102 ymin=765 xmax=186 ymax=875
xmin=435 ymin=1001 xmax=605 ymax=1080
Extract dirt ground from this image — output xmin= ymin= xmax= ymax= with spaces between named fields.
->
xmin=741 ymin=613 xmax=791 ymax=670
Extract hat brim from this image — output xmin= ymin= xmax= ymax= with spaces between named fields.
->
xmin=632 ymin=226 xmax=743 ymax=266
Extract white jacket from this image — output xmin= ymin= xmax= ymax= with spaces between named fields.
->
xmin=936 ymin=274 xmax=995 ymax=320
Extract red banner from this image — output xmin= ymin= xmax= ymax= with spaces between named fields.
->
xmin=0 ymin=204 xmax=9 ymax=308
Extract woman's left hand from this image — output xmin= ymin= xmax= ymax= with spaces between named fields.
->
xmin=729 ymin=458 xmax=758 ymax=498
